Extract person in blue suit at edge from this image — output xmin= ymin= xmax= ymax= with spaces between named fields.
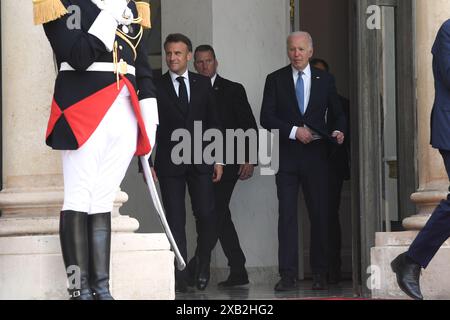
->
xmin=391 ymin=19 xmax=450 ymax=301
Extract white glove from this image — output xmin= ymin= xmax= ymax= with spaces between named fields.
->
xmin=120 ymin=8 xmax=134 ymax=26
xmin=140 ymin=98 xmax=159 ymax=160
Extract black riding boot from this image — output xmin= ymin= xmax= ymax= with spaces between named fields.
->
xmin=59 ymin=211 xmax=94 ymax=300
xmin=88 ymin=213 xmax=114 ymax=300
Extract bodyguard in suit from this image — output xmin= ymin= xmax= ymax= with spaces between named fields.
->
xmin=311 ymin=58 xmax=351 ymax=284
xmin=260 ymin=32 xmax=346 ymax=291
xmin=152 ymin=34 xmax=223 ymax=292
xmin=391 ymin=19 xmax=450 ymax=300
xmin=193 ymin=45 xmax=258 ymax=287
xmin=34 ymin=0 xmax=158 ymax=300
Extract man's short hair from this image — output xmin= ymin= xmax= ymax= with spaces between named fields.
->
xmin=310 ymin=58 xmax=330 ymax=72
xmin=164 ymin=33 xmax=193 ymax=52
xmin=194 ymin=45 xmax=217 ymax=60
xmin=287 ymin=31 xmax=314 ymax=49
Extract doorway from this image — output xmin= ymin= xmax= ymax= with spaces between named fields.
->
xmin=349 ymin=0 xmax=417 ymax=296
xmin=296 ymin=0 xmax=352 ymax=283
xmin=297 ymin=0 xmax=417 ymax=297
xmin=118 ymin=0 xmax=417 ymax=298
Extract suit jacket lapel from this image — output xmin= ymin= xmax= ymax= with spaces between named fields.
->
xmin=285 ymin=66 xmax=302 ymax=117
xmin=305 ymin=68 xmax=320 ymax=117
xmin=213 ymin=75 xmax=222 ymax=92
xmin=213 ymin=75 xmax=225 ymax=103
xmin=188 ymin=72 xmax=198 ymax=116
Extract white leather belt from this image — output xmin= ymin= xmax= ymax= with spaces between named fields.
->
xmin=59 ymin=62 xmax=136 ymax=76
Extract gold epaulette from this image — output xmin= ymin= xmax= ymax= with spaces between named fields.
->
xmin=134 ymin=1 xmax=152 ymax=29
xmin=32 ymin=0 xmax=68 ymax=25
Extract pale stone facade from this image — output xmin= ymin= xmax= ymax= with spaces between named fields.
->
xmin=160 ymin=0 xmax=290 ymax=284
xmin=0 ymin=0 xmax=291 ymax=300
xmin=3 ymin=0 xmax=449 ymax=301
xmin=0 ymin=1 xmax=174 ymax=300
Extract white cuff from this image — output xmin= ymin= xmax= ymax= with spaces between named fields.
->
xmin=140 ymin=98 xmax=159 ymax=155
xmin=289 ymin=126 xmax=298 ymax=140
xmin=88 ymin=11 xmax=118 ymax=52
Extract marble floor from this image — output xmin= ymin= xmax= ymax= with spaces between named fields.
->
xmin=175 ymin=281 xmax=360 ymax=300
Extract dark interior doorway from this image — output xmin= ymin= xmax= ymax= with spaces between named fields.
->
xmin=296 ymin=0 xmax=353 ymax=284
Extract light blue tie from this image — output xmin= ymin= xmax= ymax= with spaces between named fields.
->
xmin=296 ymin=71 xmax=305 ymax=115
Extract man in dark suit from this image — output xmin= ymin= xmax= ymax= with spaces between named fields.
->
xmin=193 ymin=45 xmax=258 ymax=287
xmin=152 ymin=34 xmax=223 ymax=293
xmin=311 ymin=58 xmax=351 ymax=284
xmin=260 ymin=32 xmax=346 ymax=291
xmin=391 ymin=20 xmax=450 ymax=301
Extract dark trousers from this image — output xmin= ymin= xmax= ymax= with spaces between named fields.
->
xmin=214 ymin=172 xmax=247 ymax=274
xmin=408 ymin=149 xmax=450 ymax=268
xmin=276 ymin=141 xmax=329 ymax=278
xmin=328 ymin=166 xmax=344 ymax=273
xmin=159 ymin=166 xmax=217 ymax=281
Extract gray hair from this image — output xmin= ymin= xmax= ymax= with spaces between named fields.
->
xmin=287 ymin=31 xmax=313 ymax=49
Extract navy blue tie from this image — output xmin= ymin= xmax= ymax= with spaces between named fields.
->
xmin=296 ymin=71 xmax=305 ymax=115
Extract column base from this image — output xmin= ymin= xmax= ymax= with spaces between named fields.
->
xmin=0 ymin=232 xmax=175 ymax=300
xmin=371 ymin=231 xmax=450 ymax=300
xmin=0 ymin=188 xmax=128 ymax=218
xmin=0 ymin=214 xmax=140 ymax=237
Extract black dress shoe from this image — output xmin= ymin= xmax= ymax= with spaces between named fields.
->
xmin=274 ymin=277 xmax=298 ymax=292
xmin=312 ymin=273 xmax=327 ymax=290
xmin=391 ymin=252 xmax=423 ymax=300
xmin=195 ymin=257 xmax=211 ymax=291
xmin=218 ymin=274 xmax=249 ymax=288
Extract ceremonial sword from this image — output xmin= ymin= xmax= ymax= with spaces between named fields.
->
xmin=140 ymin=156 xmax=186 ymax=271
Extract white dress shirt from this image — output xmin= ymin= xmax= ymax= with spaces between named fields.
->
xmin=211 ymin=73 xmax=218 ymax=87
xmin=169 ymin=69 xmax=191 ymax=102
xmin=170 ymin=70 xmax=224 ymax=166
xmin=289 ymin=64 xmax=343 ymax=141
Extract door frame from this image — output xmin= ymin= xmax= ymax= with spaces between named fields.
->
xmin=349 ymin=0 xmax=417 ymax=296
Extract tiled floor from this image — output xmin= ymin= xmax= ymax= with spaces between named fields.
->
xmin=175 ymin=281 xmax=358 ymax=300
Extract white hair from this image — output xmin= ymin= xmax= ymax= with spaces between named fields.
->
xmin=287 ymin=31 xmax=313 ymax=49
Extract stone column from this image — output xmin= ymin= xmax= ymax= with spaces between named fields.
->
xmin=405 ymin=0 xmax=450 ymax=229
xmin=0 ymin=1 xmax=173 ymax=299
xmin=371 ymin=1 xmax=450 ymax=299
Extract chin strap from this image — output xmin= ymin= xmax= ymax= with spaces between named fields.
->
xmin=32 ymin=0 xmax=68 ymax=25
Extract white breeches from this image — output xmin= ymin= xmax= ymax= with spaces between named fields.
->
xmin=62 ymin=86 xmax=137 ymax=215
